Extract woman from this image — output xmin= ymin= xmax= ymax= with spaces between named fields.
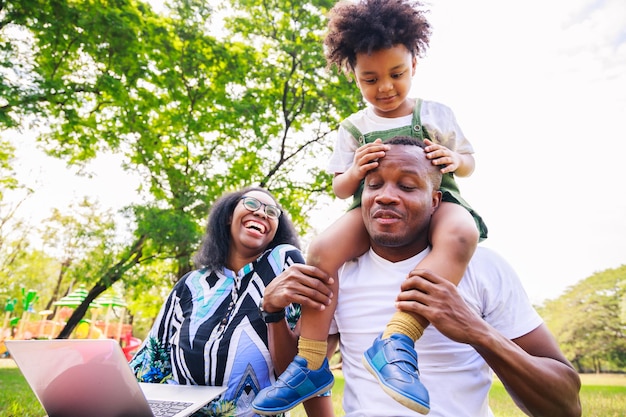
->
xmin=130 ymin=187 xmax=333 ymax=417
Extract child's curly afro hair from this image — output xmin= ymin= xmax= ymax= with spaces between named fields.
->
xmin=324 ymin=0 xmax=431 ymax=74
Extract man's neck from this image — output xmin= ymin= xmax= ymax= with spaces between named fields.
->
xmin=370 ymin=242 xmax=429 ymax=263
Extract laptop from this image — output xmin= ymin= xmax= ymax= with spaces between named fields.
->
xmin=6 ymin=339 xmax=226 ymax=417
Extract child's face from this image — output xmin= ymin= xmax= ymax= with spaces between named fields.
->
xmin=353 ymin=44 xmax=417 ymax=118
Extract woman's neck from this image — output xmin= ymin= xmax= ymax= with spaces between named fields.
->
xmin=226 ymin=250 xmax=259 ymax=273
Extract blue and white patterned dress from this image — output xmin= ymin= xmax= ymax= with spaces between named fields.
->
xmin=130 ymin=244 xmax=304 ymax=417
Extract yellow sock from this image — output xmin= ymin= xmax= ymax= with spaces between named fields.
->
xmin=382 ymin=311 xmax=424 ymax=341
xmin=298 ymin=337 xmax=327 ymax=370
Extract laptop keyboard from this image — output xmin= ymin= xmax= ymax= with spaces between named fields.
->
xmin=148 ymin=399 xmax=195 ymax=417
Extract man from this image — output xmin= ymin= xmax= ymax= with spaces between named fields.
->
xmin=325 ymin=136 xmax=581 ymax=416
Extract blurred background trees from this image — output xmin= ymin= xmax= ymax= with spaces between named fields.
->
xmin=538 ymin=265 xmax=626 ymax=373
xmin=1 ymin=0 xmax=624 ymax=372
xmin=1 ymin=0 xmax=359 ymax=337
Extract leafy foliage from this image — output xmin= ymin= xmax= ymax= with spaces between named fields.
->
xmin=1 ymin=0 xmax=361 ymax=333
xmin=539 ymin=265 xmax=626 ymax=372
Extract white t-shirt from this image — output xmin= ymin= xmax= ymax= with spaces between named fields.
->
xmin=330 ymin=246 xmax=543 ymax=417
xmin=327 ymin=100 xmax=475 ymax=174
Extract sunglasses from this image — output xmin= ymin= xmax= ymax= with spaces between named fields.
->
xmin=240 ymin=196 xmax=282 ymax=219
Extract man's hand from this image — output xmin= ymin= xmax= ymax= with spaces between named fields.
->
xmin=395 ymin=268 xmax=485 ymax=345
xmin=263 ymin=264 xmax=334 ymax=313
xmin=396 ymin=270 xmax=582 ymax=416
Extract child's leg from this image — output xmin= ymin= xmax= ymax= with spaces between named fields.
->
xmin=299 ymin=207 xmax=369 ymax=369
xmin=252 ymin=208 xmax=369 ymax=415
xmin=383 ymin=201 xmax=478 ymax=339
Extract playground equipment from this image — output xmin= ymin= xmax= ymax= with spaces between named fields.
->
xmin=15 ymin=289 xmax=38 ymax=339
xmin=1 ymin=298 xmax=17 ymax=341
xmin=1 ymin=287 xmax=138 ymax=350
xmin=51 ymin=286 xmax=102 ymax=339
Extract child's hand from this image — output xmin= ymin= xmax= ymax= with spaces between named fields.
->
xmin=423 ymin=138 xmax=459 ymax=174
xmin=349 ymin=138 xmax=389 ymax=180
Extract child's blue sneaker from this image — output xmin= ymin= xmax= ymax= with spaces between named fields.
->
xmin=362 ymin=333 xmax=430 ymax=414
xmin=252 ymin=355 xmax=334 ymax=415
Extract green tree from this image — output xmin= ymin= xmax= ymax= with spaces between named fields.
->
xmin=0 ymin=247 xmax=58 ymax=319
xmin=1 ymin=0 xmax=361 ymax=334
xmin=0 ymin=138 xmax=41 ymax=318
xmin=539 ymin=265 xmax=626 ymax=372
xmin=123 ymin=260 xmax=180 ymax=339
xmin=39 ymin=198 xmax=119 ymax=306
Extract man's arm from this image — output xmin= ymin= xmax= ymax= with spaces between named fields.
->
xmin=473 ymin=323 xmax=581 ymax=416
xmin=397 ymin=268 xmax=582 ymax=417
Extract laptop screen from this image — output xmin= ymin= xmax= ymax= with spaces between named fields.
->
xmin=7 ymin=339 xmax=153 ymax=417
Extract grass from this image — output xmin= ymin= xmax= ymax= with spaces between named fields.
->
xmin=487 ymin=374 xmax=626 ymax=417
xmin=1 ymin=357 xmax=625 ymax=416
xmin=291 ymin=372 xmax=626 ymax=417
xmin=576 ymin=374 xmax=626 ymax=417
xmin=0 ymin=361 xmax=44 ymax=417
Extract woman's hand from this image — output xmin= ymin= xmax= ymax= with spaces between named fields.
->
xmin=263 ymin=265 xmax=334 ymax=313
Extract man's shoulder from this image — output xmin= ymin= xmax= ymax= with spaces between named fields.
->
xmin=465 ymin=246 xmax=522 ymax=288
xmin=470 ymin=245 xmax=493 ymax=256
xmin=470 ymin=245 xmax=508 ymax=265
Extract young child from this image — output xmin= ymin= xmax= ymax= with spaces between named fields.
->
xmin=253 ymin=0 xmax=488 ymax=414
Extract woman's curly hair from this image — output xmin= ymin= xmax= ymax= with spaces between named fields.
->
xmin=324 ymin=0 xmax=431 ymax=74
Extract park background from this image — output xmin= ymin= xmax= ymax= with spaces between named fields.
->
xmin=1 ymin=0 xmax=625 ymax=413
xmin=8 ymin=0 xmax=626 ymax=305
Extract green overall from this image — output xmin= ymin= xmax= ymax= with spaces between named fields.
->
xmin=341 ymin=99 xmax=488 ymax=241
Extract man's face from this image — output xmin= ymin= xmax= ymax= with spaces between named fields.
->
xmin=361 ymin=144 xmax=441 ymax=262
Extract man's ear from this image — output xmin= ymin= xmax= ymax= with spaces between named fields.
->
xmin=431 ymin=190 xmax=442 ymax=213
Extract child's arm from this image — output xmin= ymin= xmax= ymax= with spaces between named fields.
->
xmin=423 ymin=138 xmax=475 ymax=177
xmin=332 ymin=139 xmax=389 ymax=198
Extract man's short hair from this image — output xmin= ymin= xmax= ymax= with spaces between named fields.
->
xmin=381 ymin=136 xmax=442 ymax=189
xmin=384 ymin=135 xmax=427 ymax=149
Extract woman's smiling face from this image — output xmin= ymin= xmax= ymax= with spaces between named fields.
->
xmin=229 ymin=189 xmax=280 ymax=258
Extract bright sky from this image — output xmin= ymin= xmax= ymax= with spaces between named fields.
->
xmin=9 ymin=0 xmax=626 ymax=304
xmin=416 ymin=0 xmax=626 ymax=302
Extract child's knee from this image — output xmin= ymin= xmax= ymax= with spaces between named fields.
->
xmin=456 ymin=221 xmax=480 ymax=247
xmin=432 ymin=220 xmax=478 ymax=262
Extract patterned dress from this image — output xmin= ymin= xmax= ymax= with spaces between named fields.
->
xmin=130 ymin=244 xmax=304 ymax=417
